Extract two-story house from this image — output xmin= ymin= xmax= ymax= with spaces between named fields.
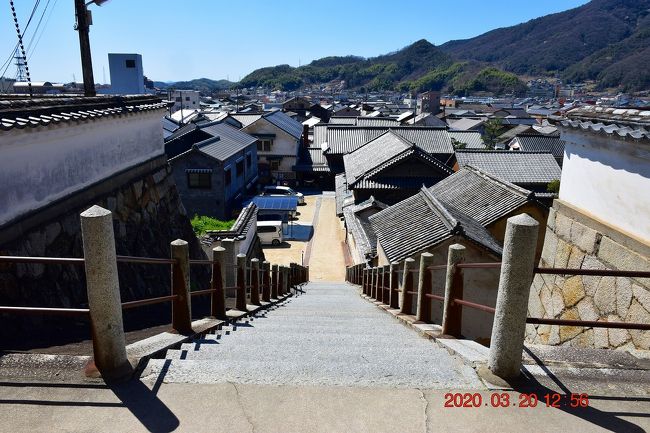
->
xmin=231 ymin=110 xmax=303 ymax=185
xmin=169 ymin=123 xmax=258 ymax=219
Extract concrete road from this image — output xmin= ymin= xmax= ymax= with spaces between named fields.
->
xmin=307 ymin=195 xmax=347 ymax=282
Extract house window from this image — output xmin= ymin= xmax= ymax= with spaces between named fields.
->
xmin=185 ymin=96 xmax=190 ymax=101
xmin=225 ymin=168 xmax=232 ymax=186
xmin=187 ymin=172 xmax=211 ymax=189
xmin=175 ymin=97 xmax=181 ymax=102
xmin=257 ymin=139 xmax=272 ymax=152
xmin=125 ymin=59 xmax=136 ymax=68
xmin=246 ymin=153 xmax=252 ymax=168
xmin=236 ymin=160 xmax=244 ymax=177
xmin=270 ymin=160 xmax=280 ymax=171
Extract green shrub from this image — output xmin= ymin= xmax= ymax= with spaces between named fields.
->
xmin=190 ymin=215 xmax=236 ymax=236
xmin=547 ymin=179 xmax=561 ymax=194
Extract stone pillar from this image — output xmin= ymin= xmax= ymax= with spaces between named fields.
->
xmin=80 ymin=205 xmax=131 ymax=380
xmin=400 ymin=258 xmax=415 ymax=315
xmin=416 ymin=252 xmax=434 ymax=322
xmin=442 ymin=244 xmax=466 ymax=337
xmin=221 ymin=238 xmax=236 ymax=297
xmin=250 ymin=259 xmax=261 ymax=306
xmin=389 ymin=262 xmax=399 ymax=309
xmin=235 ymin=254 xmax=247 ymax=312
xmin=488 ymin=214 xmax=539 ymax=379
xmin=171 ymin=239 xmax=193 ymax=335
xmin=211 ymin=246 xmax=227 ymax=319
xmin=271 ymin=264 xmax=279 ymax=299
xmin=262 ymin=261 xmax=271 ymax=302
xmin=282 ymin=266 xmax=289 ymax=295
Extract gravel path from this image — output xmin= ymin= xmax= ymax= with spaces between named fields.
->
xmin=142 ymin=282 xmax=484 ymax=389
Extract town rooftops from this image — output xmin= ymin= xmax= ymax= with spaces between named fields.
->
xmin=455 ymin=150 xmax=562 ymax=185
xmin=369 ymin=186 xmax=503 ymax=262
xmin=564 ymin=106 xmax=650 ymax=128
xmin=294 ymin=146 xmax=330 ymax=172
xmin=0 ymin=95 xmax=167 ymax=131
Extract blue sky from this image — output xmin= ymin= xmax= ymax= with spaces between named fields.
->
xmin=1 ymin=0 xmax=590 ymax=83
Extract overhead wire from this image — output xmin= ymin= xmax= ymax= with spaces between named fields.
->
xmin=1 ymin=0 xmax=43 ymax=79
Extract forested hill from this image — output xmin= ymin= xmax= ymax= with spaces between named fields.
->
xmin=238 ymin=40 xmax=527 ymax=96
xmin=440 ymin=0 xmax=650 ymax=91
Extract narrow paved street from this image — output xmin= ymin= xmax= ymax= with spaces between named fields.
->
xmin=306 ymin=194 xmax=347 ymax=282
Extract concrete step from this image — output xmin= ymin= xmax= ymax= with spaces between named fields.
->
xmin=143 ymin=358 xmax=481 ymax=388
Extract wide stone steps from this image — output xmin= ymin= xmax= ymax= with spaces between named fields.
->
xmin=142 ymin=282 xmax=484 ymax=389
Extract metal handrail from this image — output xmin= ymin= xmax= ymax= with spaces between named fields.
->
xmin=526 ymin=317 xmax=650 ymax=330
xmin=0 ymin=306 xmax=90 ymax=316
xmin=452 ymin=298 xmax=496 ymax=314
xmin=424 ymin=293 xmax=445 ymax=302
xmin=190 ymin=288 xmax=217 ymax=297
xmin=0 ymin=256 xmax=84 ymax=265
xmin=534 ymin=267 xmax=650 ymax=278
xmin=116 ymin=256 xmax=176 ymax=265
xmin=121 ymin=294 xmax=178 ymax=310
xmin=456 ymin=262 xmax=501 ymax=269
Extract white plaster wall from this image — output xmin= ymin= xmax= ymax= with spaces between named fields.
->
xmin=558 ymin=129 xmax=650 ymax=242
xmin=243 ymin=119 xmax=298 ymax=172
xmin=0 ymin=111 xmax=164 ymax=226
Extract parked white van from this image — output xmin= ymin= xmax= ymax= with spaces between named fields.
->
xmin=257 ymin=221 xmax=284 ymax=245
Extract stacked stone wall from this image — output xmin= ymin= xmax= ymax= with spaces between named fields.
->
xmin=526 ymin=203 xmax=650 ymax=350
xmin=0 ymin=161 xmax=209 ymax=346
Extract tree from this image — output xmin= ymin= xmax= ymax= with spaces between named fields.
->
xmin=482 ymin=118 xmax=503 ymax=150
xmin=547 ymin=179 xmax=561 ymax=194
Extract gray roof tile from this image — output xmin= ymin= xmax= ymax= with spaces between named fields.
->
xmin=455 ymin=150 xmax=561 ymax=185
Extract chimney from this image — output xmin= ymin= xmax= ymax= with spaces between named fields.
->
xmin=302 ymin=124 xmax=310 ymax=147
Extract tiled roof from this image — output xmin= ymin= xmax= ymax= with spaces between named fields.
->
xmin=329 ymin=117 xmax=357 ymax=125
xmin=264 ymin=110 xmax=303 ymax=138
xmin=429 ymin=166 xmax=533 ymax=225
xmin=343 ymin=196 xmax=388 ymax=260
xmin=325 ymin=125 xmax=454 ymax=155
xmin=510 ymin=134 xmax=565 ymax=158
xmin=369 ymin=187 xmax=502 ymax=262
xmin=343 ymin=131 xmax=452 ymax=189
xmin=203 ymin=203 xmax=257 ymax=242
xmin=0 ymin=95 xmax=167 ymax=131
xmin=335 ymin=173 xmax=354 ymax=216
xmin=448 ymin=118 xmax=486 ymax=131
xmin=356 ymin=117 xmax=399 ymax=127
xmin=448 ymin=131 xmax=486 ymax=149
xmin=559 ymin=119 xmax=650 ymax=140
xmin=294 ymin=146 xmax=330 ymax=172
xmin=455 ymin=150 xmax=562 ymax=185
xmin=193 ymin=123 xmax=257 ymax=161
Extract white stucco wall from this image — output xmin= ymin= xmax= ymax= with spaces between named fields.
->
xmin=243 ymin=119 xmax=299 ymax=173
xmin=0 ymin=111 xmax=165 ymax=226
xmin=558 ymin=128 xmax=650 ymax=242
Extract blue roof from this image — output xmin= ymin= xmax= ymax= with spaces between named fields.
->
xmin=250 ymin=196 xmax=298 ymax=211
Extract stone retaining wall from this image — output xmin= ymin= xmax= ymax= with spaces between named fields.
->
xmin=526 ymin=200 xmax=650 ymax=350
xmin=0 ymin=160 xmax=209 ymax=344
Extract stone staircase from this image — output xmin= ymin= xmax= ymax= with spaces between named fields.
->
xmin=141 ymin=282 xmax=484 ymax=389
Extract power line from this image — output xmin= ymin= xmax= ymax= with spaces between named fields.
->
xmin=1 ymin=0 xmax=43 ymax=79
xmin=28 ymin=0 xmax=57 ymax=59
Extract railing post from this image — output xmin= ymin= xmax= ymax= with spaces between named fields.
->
xmin=235 ymin=254 xmax=247 ymax=312
xmin=282 ymin=266 xmax=289 ymax=295
xmin=488 ymin=214 xmax=539 ymax=379
xmin=211 ymin=246 xmax=227 ymax=319
xmin=80 ymin=205 xmax=130 ymax=380
xmin=271 ymin=264 xmax=279 ymax=298
xmin=250 ymin=258 xmax=261 ymax=306
xmin=370 ymin=267 xmax=376 ymax=299
xmin=382 ymin=264 xmax=390 ymax=303
xmin=442 ymin=244 xmax=465 ymax=337
xmin=416 ymin=253 xmax=434 ymax=322
xmin=377 ymin=266 xmax=384 ymax=303
xmin=305 ymin=265 xmax=309 ymax=283
xmin=262 ymin=261 xmax=271 ymax=302
xmin=361 ymin=268 xmax=367 ymax=294
xmin=171 ymin=239 xmax=193 ymax=335
xmin=221 ymin=238 xmax=236 ymax=294
xmin=400 ymin=258 xmax=415 ymax=315
xmin=389 ymin=262 xmax=399 ymax=309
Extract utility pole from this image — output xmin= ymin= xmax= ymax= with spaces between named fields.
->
xmin=75 ymin=0 xmax=96 ymax=97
